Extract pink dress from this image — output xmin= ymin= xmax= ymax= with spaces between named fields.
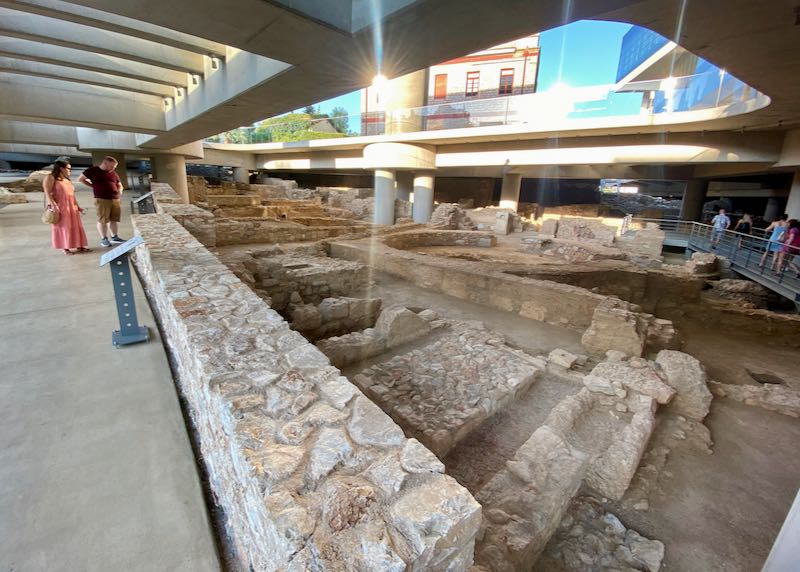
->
xmin=51 ymin=179 xmax=88 ymax=250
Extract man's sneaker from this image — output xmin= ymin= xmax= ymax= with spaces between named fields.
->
xmin=110 ymin=235 xmax=126 ymax=244
xmin=100 ymin=237 xmax=111 ymax=248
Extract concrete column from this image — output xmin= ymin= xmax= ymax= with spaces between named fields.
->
xmin=374 ymin=168 xmax=396 ymax=225
xmin=91 ymin=150 xmax=128 ymax=188
xmin=413 ymin=172 xmax=435 ymax=223
xmin=787 ymin=171 xmax=800 ymax=220
xmin=499 ymin=173 xmax=522 ymax=211
xmin=152 ymin=154 xmax=189 ymax=204
xmin=764 ymin=197 xmax=783 ymax=222
xmin=395 ymin=171 xmax=413 ymax=202
xmin=385 ymin=69 xmax=428 ymax=135
xmin=233 ymin=166 xmax=249 ymax=184
xmin=680 ymin=179 xmax=708 ymax=221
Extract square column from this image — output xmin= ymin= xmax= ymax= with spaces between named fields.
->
xmin=152 ymin=154 xmax=189 ymax=204
xmin=374 ymin=169 xmax=396 ymax=225
xmin=413 ymin=172 xmax=435 ymax=223
xmin=500 ymin=173 xmax=522 ymax=211
xmin=680 ymin=179 xmax=708 ymax=221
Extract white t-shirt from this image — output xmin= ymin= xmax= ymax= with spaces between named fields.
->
xmin=712 ymin=214 xmax=730 ymax=230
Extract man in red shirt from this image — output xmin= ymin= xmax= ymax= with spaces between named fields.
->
xmin=79 ymin=156 xmax=125 ymax=248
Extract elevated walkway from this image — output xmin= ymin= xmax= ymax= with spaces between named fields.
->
xmin=629 ymin=217 xmax=800 ymax=303
xmin=0 ymin=192 xmax=219 ymax=571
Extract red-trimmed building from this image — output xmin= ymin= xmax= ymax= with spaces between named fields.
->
xmin=361 ymin=34 xmax=540 ymax=134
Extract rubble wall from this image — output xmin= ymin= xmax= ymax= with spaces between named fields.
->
xmin=215 ymin=219 xmax=358 ymax=246
xmin=383 ymin=230 xmax=496 ymax=249
xmin=130 ymin=204 xmax=481 ymax=570
xmin=330 ymin=239 xmax=605 ymax=330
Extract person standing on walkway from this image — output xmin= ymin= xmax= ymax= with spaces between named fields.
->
xmin=759 ymin=213 xmax=788 ymax=270
xmin=710 ymin=208 xmax=730 ymax=249
xmin=43 ymin=159 xmax=90 ymax=255
xmin=775 ymin=219 xmax=800 ymax=277
xmin=79 ymin=156 xmax=126 ymax=248
xmin=733 ymin=213 xmax=752 ymax=248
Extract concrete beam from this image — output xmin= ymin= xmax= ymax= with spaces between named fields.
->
xmin=0 ymin=8 xmax=205 ymax=74
xmin=0 ymin=74 xmax=165 ymax=133
xmin=76 ymin=128 xmax=203 ymax=159
xmin=0 ymin=57 xmax=175 ymax=97
xmin=0 ymin=38 xmax=188 ymax=87
xmin=0 ymin=120 xmax=77 ymax=146
xmin=0 ymin=143 xmax=87 ymax=157
xmin=0 ymin=0 xmax=226 ymax=57
xmin=140 ymin=48 xmax=291 ymax=149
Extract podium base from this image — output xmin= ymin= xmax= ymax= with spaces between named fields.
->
xmin=112 ymin=326 xmax=149 ymax=347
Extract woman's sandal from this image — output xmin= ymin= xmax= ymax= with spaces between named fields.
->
xmin=77 ymin=247 xmax=92 ymax=253
xmin=64 ymin=249 xmax=74 ymax=255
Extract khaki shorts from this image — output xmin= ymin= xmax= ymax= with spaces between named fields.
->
xmin=95 ymin=198 xmax=121 ymax=224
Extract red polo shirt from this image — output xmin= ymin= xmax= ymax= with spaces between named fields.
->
xmin=82 ymin=166 xmax=121 ymax=200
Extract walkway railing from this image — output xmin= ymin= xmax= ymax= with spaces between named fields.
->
xmin=628 ymin=218 xmax=800 ymax=301
xmin=205 ymin=69 xmax=769 ymax=144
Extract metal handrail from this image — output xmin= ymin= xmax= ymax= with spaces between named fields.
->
xmin=628 ymin=218 xmax=800 ymax=300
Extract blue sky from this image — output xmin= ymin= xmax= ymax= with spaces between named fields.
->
xmin=296 ymin=20 xmax=635 ymax=120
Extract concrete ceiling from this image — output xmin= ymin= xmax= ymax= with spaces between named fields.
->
xmin=1 ymin=0 xmax=799 ymax=152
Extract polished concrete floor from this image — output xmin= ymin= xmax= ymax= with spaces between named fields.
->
xmin=0 ymin=191 xmax=220 ymax=571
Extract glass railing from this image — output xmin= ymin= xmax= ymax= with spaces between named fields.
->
xmin=205 ymin=70 xmax=768 ymax=145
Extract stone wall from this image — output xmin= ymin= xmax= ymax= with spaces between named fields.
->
xmin=330 ymin=238 xmax=607 ymax=331
xmin=215 ymin=219 xmax=361 ymax=246
xmin=130 ymin=212 xmax=481 ymax=571
xmin=383 ymin=230 xmax=496 ymax=250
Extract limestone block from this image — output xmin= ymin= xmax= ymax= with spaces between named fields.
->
xmin=585 ymin=406 xmax=656 ymax=500
xmin=646 ymin=317 xmax=681 ymax=351
xmin=493 ymin=211 xmax=512 ymax=235
xmin=417 ymin=309 xmax=440 ymax=322
xmin=655 ymin=350 xmax=712 ymax=421
xmin=389 ymin=475 xmax=482 ymax=569
xmin=290 ymin=304 xmax=322 ymax=331
xmin=709 ymin=381 xmax=800 ymax=418
xmin=319 ymin=297 xmax=350 ymax=321
xmin=0 ymin=187 xmax=28 ymax=203
xmin=540 ymin=218 xmax=558 ymax=237
xmin=556 ymin=217 xmax=616 ymax=246
xmin=375 ymin=305 xmax=431 ymax=348
xmin=587 ymin=361 xmax=676 ymax=405
xmin=317 ymin=331 xmax=387 ymax=369
xmin=685 ymin=252 xmax=718 ymax=275
xmin=548 ymin=348 xmax=587 ymax=369
xmin=474 ymin=426 xmax=590 ymax=571
xmin=348 ymin=396 xmax=406 ymax=448
xmin=581 ymin=298 xmax=647 ymax=357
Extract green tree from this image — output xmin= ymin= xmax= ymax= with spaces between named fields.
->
xmin=329 ymin=106 xmax=349 ymax=133
xmin=253 ymin=113 xmax=348 ymax=143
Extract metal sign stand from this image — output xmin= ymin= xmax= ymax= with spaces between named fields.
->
xmin=131 ymin=190 xmax=155 ymax=215
xmin=99 ymin=236 xmax=149 ymax=347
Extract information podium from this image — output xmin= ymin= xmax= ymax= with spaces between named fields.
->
xmin=99 ymin=236 xmax=149 ymax=347
xmin=131 ymin=190 xmax=155 ymax=215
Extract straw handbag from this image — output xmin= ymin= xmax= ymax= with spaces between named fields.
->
xmin=41 ymin=198 xmax=59 ymax=225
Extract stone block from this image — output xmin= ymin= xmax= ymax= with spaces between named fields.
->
xmin=540 ymin=218 xmax=558 ymax=237
xmin=493 ymin=211 xmax=512 ymax=235
xmin=587 ymin=360 xmax=675 ymax=405
xmin=474 ymin=426 xmax=590 ymax=571
xmin=319 ymin=297 xmax=350 ymax=321
xmin=581 ymin=298 xmax=647 ymax=357
xmin=290 ymin=304 xmax=322 ymax=331
xmin=374 ymin=305 xmax=431 ymax=348
xmin=548 ymin=348 xmax=586 ymax=369
xmin=709 ymin=381 xmax=800 ymax=418
xmin=685 ymin=252 xmax=718 ymax=275
xmin=655 ymin=350 xmax=713 ymax=421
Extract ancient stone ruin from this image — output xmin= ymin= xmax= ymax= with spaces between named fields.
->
xmin=126 ymin=179 xmax=800 ymax=571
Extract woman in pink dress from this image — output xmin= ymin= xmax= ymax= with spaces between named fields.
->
xmin=43 ymin=159 xmax=90 ymax=255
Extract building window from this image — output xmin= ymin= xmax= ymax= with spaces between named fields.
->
xmin=499 ymin=68 xmax=514 ymax=95
xmin=434 ymin=74 xmax=448 ymax=100
xmin=465 ymin=71 xmax=480 ymax=97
